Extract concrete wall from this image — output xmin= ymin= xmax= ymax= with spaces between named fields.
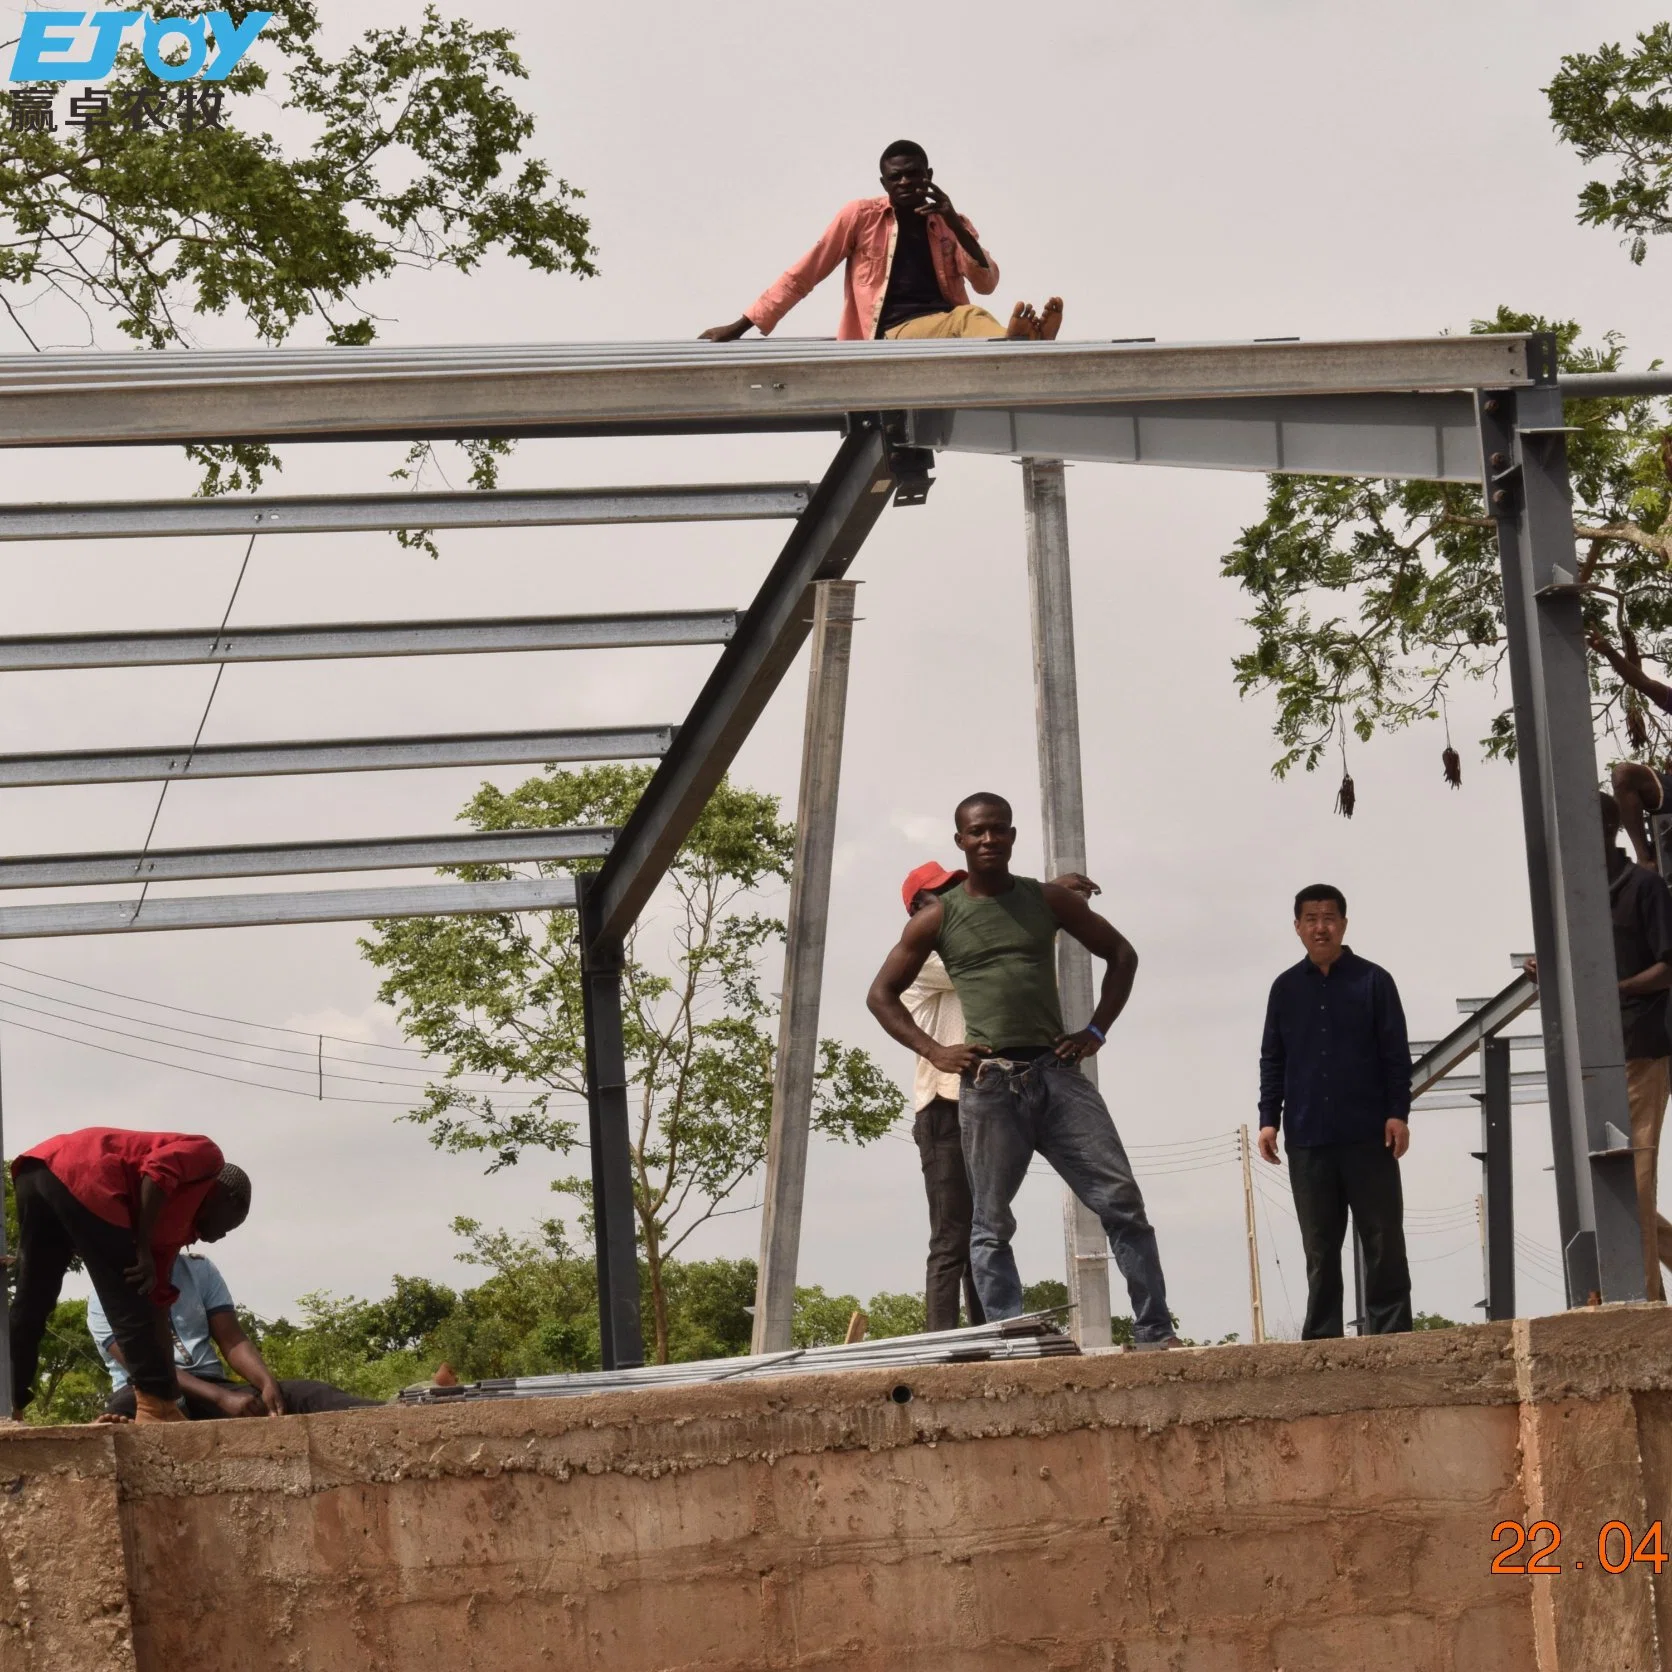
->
xmin=0 ymin=1309 xmax=1669 ymax=1671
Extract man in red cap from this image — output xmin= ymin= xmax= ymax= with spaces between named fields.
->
xmin=9 ymin=1127 xmax=250 ymax=1423
xmin=900 ymin=860 xmax=984 ymax=1332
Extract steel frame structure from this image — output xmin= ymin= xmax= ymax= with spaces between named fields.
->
xmin=0 ymin=330 xmax=1634 ymax=1374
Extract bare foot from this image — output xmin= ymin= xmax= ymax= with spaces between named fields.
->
xmin=1037 ymin=297 xmax=1064 ymax=341
xmin=93 ymin=1412 xmax=132 ymax=1426
xmin=133 ymin=1391 xmax=186 ymax=1424
xmin=1006 ymin=301 xmax=1039 ymax=339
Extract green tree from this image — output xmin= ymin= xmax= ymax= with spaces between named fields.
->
xmin=0 ymin=1 xmax=594 ymax=494
xmin=24 ymin=1299 xmax=111 ymax=1426
xmin=1549 ymin=26 xmax=1672 ymax=266
xmin=1223 ymin=309 xmax=1671 ymax=785
xmin=360 ymin=766 xmax=904 ymax=1365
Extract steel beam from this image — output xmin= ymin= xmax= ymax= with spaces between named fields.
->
xmin=0 ymin=484 xmax=811 ymax=541
xmin=0 ymin=876 xmax=578 ymax=939
xmin=576 ymin=875 xmax=645 ymax=1371
xmin=586 ymin=423 xmax=898 ymax=949
xmin=0 ymin=612 xmax=738 ymax=672
xmin=0 ymin=336 xmax=1535 ymax=448
xmin=1481 ymin=367 xmax=1642 ymax=1303
xmin=0 ymin=725 xmax=674 ymax=787
xmin=1408 ymin=973 xmax=1538 ymax=1097
xmin=1022 ymin=458 xmax=1112 ymax=1349
xmin=912 ymin=391 xmax=1483 ymax=483
xmin=1477 ymin=1036 xmax=1516 ymax=1322
xmin=0 ymin=827 xmax=614 ymax=889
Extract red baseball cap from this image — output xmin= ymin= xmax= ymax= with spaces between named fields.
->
xmin=901 ymin=861 xmax=967 ymax=913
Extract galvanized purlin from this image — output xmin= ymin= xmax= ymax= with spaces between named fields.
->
xmin=0 ymin=876 xmax=578 ymax=938
xmin=0 ymin=611 xmax=739 ymax=672
xmin=0 ymin=826 xmax=615 ymax=889
xmin=0 ymin=336 xmax=1536 ymax=447
xmin=0 ymin=724 xmax=674 ymax=787
xmin=396 ymin=1314 xmax=1079 ymax=1402
xmin=0 ymin=484 xmax=811 ymax=541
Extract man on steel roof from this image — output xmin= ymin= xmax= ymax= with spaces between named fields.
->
xmin=700 ymin=140 xmax=1063 ymax=344
xmin=9 ymin=1127 xmax=250 ymax=1423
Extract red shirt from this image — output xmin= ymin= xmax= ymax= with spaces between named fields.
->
xmin=16 ymin=1128 xmax=224 ymax=1307
xmin=744 ymin=196 xmax=1000 ymax=341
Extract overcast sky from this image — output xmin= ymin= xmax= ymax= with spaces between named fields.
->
xmin=0 ymin=0 xmax=1665 ymax=1345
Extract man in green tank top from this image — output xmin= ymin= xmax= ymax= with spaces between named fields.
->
xmin=868 ymin=793 xmax=1178 ymax=1346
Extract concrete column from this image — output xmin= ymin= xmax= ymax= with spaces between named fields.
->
xmin=1022 ymin=458 xmax=1113 ymax=1349
xmin=752 ymin=581 xmax=859 ymax=1353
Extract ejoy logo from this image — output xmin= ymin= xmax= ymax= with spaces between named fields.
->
xmin=10 ymin=10 xmax=273 ymax=83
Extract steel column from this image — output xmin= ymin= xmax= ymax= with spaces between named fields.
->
xmin=1022 ymin=458 xmax=1113 ymax=1349
xmin=1481 ymin=366 xmax=1642 ymax=1302
xmin=576 ymin=876 xmax=644 ymax=1370
xmin=1479 ymin=392 xmax=1581 ymax=1296
xmin=587 ymin=423 xmax=896 ymax=950
xmin=752 ymin=581 xmax=859 ymax=1353
xmin=0 ymin=1029 xmax=12 ymax=1420
xmin=1351 ymin=1227 xmax=1367 ymax=1335
xmin=1476 ymin=1036 xmax=1516 ymax=1321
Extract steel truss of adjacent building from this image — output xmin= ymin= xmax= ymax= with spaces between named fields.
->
xmin=0 ymin=330 xmax=1644 ymax=1365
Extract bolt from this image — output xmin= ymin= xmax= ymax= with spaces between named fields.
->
xmin=1492 ymin=489 xmax=1510 ymax=506
xmin=1484 ymin=398 xmax=1500 ymax=414
xmin=1490 ymin=453 xmax=1508 ymax=468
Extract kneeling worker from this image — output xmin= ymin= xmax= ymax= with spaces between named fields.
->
xmin=10 ymin=1128 xmax=249 ymax=1423
xmin=90 ymin=1250 xmax=378 ymax=1420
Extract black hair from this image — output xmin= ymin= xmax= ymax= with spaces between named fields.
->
xmin=879 ymin=139 xmax=929 ymax=170
xmin=1601 ymin=790 xmax=1622 ymax=840
xmin=954 ymin=792 xmax=1012 ymax=829
xmin=1293 ymin=883 xmax=1347 ymax=919
xmin=216 ymin=1162 xmax=251 ymax=1224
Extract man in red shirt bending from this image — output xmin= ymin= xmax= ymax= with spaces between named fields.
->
xmin=10 ymin=1128 xmax=250 ymax=1423
xmin=701 ymin=140 xmax=1063 ymax=344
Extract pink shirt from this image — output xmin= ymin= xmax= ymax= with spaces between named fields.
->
xmin=745 ymin=196 xmax=1001 ymax=341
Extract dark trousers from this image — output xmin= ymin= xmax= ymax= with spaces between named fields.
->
xmin=913 ymin=1097 xmax=985 ymax=1332
xmin=1288 ymin=1137 xmax=1412 ymax=1339
xmin=11 ymin=1161 xmax=179 ymax=1410
xmin=104 ymin=1379 xmax=379 ymax=1420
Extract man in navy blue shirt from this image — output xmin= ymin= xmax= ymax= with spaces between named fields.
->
xmin=1258 ymin=884 xmax=1413 ymax=1338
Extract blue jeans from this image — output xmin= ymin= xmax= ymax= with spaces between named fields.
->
xmin=959 ymin=1054 xmax=1173 ymax=1342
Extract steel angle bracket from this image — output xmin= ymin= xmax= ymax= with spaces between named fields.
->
xmin=882 ymin=413 xmax=935 ymax=506
xmin=1588 ymin=1120 xmax=1645 ymax=1161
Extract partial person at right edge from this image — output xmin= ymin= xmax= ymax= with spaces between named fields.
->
xmin=1258 ymin=886 xmax=1413 ymax=1340
xmin=1525 ymin=792 xmax=1672 ymax=1300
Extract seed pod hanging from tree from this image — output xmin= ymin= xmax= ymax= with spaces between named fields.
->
xmin=1442 ymin=745 xmax=1462 ymax=788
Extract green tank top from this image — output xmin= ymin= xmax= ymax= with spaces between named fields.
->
xmin=934 ymin=877 xmax=1064 ymax=1049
